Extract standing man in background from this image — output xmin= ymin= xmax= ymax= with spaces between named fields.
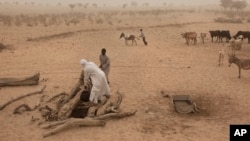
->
xmin=99 ymin=48 xmax=110 ymax=84
xmin=140 ymin=29 xmax=148 ymax=46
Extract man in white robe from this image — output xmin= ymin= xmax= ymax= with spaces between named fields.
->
xmin=80 ymin=59 xmax=111 ymax=105
xmin=99 ymin=48 xmax=110 ymax=84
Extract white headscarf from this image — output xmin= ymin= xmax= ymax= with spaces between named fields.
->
xmin=80 ymin=59 xmax=88 ymax=67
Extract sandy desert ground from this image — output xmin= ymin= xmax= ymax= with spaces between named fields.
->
xmin=0 ymin=4 xmax=250 ymax=141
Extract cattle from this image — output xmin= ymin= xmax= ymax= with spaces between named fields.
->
xmin=200 ymin=33 xmax=206 ymax=44
xmin=229 ymin=37 xmax=243 ymax=55
xmin=209 ymin=30 xmax=220 ymax=42
xmin=219 ymin=30 xmax=231 ymax=42
xmin=233 ymin=31 xmax=250 ymax=44
xmin=181 ymin=32 xmax=197 ymax=46
xmin=209 ymin=30 xmax=231 ymax=42
xmin=218 ymin=49 xmax=225 ymax=66
xmin=228 ymin=54 xmax=250 ymax=78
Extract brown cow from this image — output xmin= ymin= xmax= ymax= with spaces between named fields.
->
xmin=181 ymin=32 xmax=197 ymax=46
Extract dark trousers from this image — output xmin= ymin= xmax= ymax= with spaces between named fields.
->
xmin=142 ymin=37 xmax=148 ymax=46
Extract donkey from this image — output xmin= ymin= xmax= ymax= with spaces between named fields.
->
xmin=228 ymin=54 xmax=250 ymax=78
xmin=119 ymin=32 xmax=140 ymax=46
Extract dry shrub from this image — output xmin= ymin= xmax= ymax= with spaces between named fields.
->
xmin=120 ymin=11 xmax=127 ymax=16
xmin=0 ymin=15 xmax=12 ymax=26
xmin=14 ymin=16 xmax=22 ymax=26
xmin=137 ymin=11 xmax=148 ymax=16
xmin=0 ymin=43 xmax=6 ymax=51
xmin=26 ymin=23 xmax=33 ymax=27
xmin=0 ymin=43 xmax=12 ymax=52
xmin=27 ymin=32 xmax=75 ymax=42
xmin=129 ymin=11 xmax=135 ymax=16
xmin=214 ymin=17 xmax=243 ymax=23
xmin=87 ymin=13 xmax=95 ymax=24
xmin=110 ymin=12 xmax=119 ymax=17
xmin=96 ymin=18 xmax=104 ymax=24
xmin=108 ymin=21 xmax=113 ymax=25
xmin=0 ymin=12 xmax=88 ymax=27
xmin=69 ymin=19 xmax=80 ymax=25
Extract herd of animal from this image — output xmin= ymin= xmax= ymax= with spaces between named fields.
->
xmin=181 ymin=30 xmax=250 ymax=46
xmin=119 ymin=30 xmax=250 ymax=78
xmin=181 ymin=30 xmax=250 ymax=78
xmin=120 ymin=30 xmax=250 ymax=78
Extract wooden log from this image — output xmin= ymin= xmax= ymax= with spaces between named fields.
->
xmin=0 ymin=73 xmax=40 ymax=87
xmin=57 ymin=71 xmax=91 ymax=120
xmin=87 ymin=96 xmax=108 ymax=117
xmin=38 ymin=92 xmax=67 ymax=111
xmin=60 ymin=71 xmax=84 ymax=104
xmin=95 ymin=110 xmax=137 ymax=120
xmin=62 ymin=71 xmax=84 ymax=104
xmin=63 ymin=81 xmax=80 ymax=104
xmin=13 ymin=104 xmax=37 ymax=114
xmin=0 ymin=85 xmax=46 ymax=111
xmin=79 ymin=70 xmax=84 ymax=85
xmin=43 ymin=118 xmax=105 ymax=138
xmin=95 ymin=93 xmax=122 ymax=116
xmin=40 ymin=120 xmax=67 ymax=129
xmin=47 ymin=92 xmax=68 ymax=103
xmin=57 ymin=89 xmax=84 ymax=120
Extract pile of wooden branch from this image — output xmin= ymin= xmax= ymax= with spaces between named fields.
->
xmin=38 ymin=71 xmax=137 ymax=137
xmin=0 ymin=71 xmax=136 ymax=137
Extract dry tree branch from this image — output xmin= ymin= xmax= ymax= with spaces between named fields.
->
xmin=13 ymin=104 xmax=37 ymax=114
xmin=95 ymin=110 xmax=137 ymax=120
xmin=0 ymin=85 xmax=46 ymax=111
xmin=43 ymin=118 xmax=105 ymax=138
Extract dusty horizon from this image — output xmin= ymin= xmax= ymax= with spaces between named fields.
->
xmin=1 ymin=0 xmax=220 ymax=6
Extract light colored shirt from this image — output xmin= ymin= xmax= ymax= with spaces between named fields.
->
xmin=100 ymin=54 xmax=110 ymax=81
xmin=140 ymin=31 xmax=145 ymax=38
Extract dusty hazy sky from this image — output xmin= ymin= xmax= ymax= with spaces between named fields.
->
xmin=5 ymin=0 xmax=220 ymax=6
